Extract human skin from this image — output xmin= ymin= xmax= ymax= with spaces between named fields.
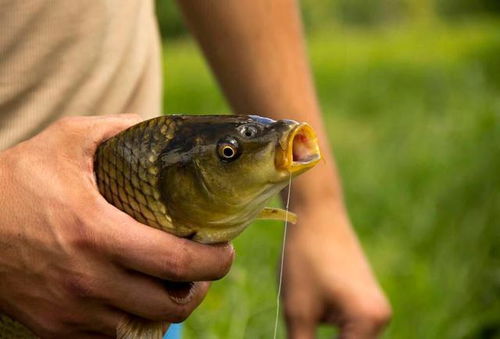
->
xmin=0 ymin=115 xmax=234 ymax=338
xmin=176 ymin=0 xmax=392 ymax=338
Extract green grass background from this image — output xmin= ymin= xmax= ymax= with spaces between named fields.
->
xmin=162 ymin=19 xmax=500 ymax=339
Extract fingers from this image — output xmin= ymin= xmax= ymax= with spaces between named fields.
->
xmin=286 ymin=310 xmax=391 ymax=339
xmin=283 ymin=289 xmax=319 ymax=339
xmin=60 ymin=268 xmax=209 ymax=331
xmin=118 ymin=226 xmax=234 ymax=281
xmin=86 ymin=114 xmax=144 ymax=144
xmin=66 ymin=203 xmax=221 ymax=321
xmin=338 ymin=306 xmax=392 ymax=339
xmin=96 ymin=209 xmax=235 ymax=281
xmin=286 ymin=319 xmax=316 ymax=339
xmin=80 ymin=306 xmax=125 ymax=336
xmin=339 ymin=321 xmax=385 ymax=339
xmin=94 ymin=268 xmax=210 ymax=322
xmin=29 ymin=304 xmax=124 ymax=338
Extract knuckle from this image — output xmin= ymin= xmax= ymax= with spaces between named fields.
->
xmin=165 ymin=250 xmax=191 ymax=281
xmin=165 ymin=304 xmax=192 ymax=323
xmin=373 ymin=302 xmax=392 ymax=328
xmin=69 ymin=228 xmax=94 ymax=251
xmin=147 ymin=301 xmax=192 ymax=323
xmin=66 ymin=215 xmax=101 ymax=253
xmin=63 ymin=274 xmax=98 ymax=298
xmin=53 ymin=116 xmax=94 ymax=139
xmin=213 ymin=246 xmax=234 ymax=280
xmin=358 ymin=298 xmax=392 ymax=332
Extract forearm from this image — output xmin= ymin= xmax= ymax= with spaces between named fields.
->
xmin=176 ymin=0 xmax=345 ymax=212
xmin=175 ymin=4 xmax=392 ymax=335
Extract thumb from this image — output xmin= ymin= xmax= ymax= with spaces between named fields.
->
xmin=88 ymin=114 xmax=143 ymax=144
xmin=44 ymin=114 xmax=143 ymax=151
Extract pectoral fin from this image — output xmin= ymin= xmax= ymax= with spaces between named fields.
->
xmin=257 ymin=207 xmax=297 ymax=224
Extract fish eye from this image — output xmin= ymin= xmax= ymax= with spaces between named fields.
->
xmin=217 ymin=139 xmax=240 ymax=161
xmin=222 ymin=145 xmax=236 ymax=158
xmin=239 ymin=125 xmax=258 ymax=138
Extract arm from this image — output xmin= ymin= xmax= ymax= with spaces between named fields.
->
xmin=176 ymin=1 xmax=391 ymax=338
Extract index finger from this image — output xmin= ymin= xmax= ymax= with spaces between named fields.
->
xmin=94 ymin=205 xmax=235 ymax=282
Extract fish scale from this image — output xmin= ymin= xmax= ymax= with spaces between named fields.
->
xmin=95 ymin=116 xmax=177 ymax=234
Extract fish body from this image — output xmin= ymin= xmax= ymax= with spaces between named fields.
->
xmin=95 ymin=114 xmax=321 ymax=244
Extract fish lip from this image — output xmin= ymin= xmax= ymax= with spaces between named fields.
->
xmin=275 ymin=123 xmax=321 ymax=174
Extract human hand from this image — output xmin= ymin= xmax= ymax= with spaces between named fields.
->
xmin=0 ymin=115 xmax=234 ymax=338
xmin=282 ymin=200 xmax=391 ymax=339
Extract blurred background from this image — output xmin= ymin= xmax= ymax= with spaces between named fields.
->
xmin=156 ymin=1 xmax=499 ymax=338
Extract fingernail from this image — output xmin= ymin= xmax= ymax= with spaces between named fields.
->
xmin=164 ymin=281 xmax=196 ymax=305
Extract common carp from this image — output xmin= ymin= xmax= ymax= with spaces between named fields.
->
xmin=96 ymin=114 xmax=321 ymax=338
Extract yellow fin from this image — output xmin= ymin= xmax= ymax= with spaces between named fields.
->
xmin=257 ymin=207 xmax=297 ymax=224
xmin=116 ymin=316 xmax=168 ymax=339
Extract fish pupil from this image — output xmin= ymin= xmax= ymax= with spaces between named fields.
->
xmin=217 ymin=138 xmax=240 ymax=161
xmin=223 ymin=146 xmax=235 ymax=158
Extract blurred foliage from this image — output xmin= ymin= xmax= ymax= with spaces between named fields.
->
xmin=437 ymin=0 xmax=500 ymax=18
xmin=154 ymin=1 xmax=185 ymax=40
xmin=154 ymin=0 xmax=500 ymax=39
xmin=161 ymin=18 xmax=500 ymax=338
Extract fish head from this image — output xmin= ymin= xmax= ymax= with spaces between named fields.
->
xmin=159 ymin=115 xmax=321 ymax=241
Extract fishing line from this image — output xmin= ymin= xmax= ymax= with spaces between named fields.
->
xmin=273 ymin=173 xmax=292 ymax=339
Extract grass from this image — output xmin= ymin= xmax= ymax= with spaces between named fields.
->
xmin=162 ymin=19 xmax=500 ymax=339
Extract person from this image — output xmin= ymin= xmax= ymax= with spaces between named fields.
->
xmin=0 ymin=0 xmax=391 ymax=338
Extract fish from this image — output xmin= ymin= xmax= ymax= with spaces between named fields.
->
xmin=95 ymin=115 xmax=321 ymax=245
xmin=96 ymin=114 xmax=321 ymax=339
xmin=1 ymin=114 xmax=321 ymax=339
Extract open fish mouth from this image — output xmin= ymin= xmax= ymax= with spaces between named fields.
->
xmin=276 ymin=123 xmax=321 ymax=174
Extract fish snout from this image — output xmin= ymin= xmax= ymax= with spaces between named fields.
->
xmin=275 ymin=121 xmax=321 ymax=174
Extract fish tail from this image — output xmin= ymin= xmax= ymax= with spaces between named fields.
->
xmin=116 ymin=316 xmax=168 ymax=339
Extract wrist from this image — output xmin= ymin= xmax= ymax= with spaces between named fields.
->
xmin=288 ymin=169 xmax=346 ymax=211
